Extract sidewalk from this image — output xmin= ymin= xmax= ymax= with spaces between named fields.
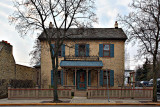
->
xmin=0 ymin=97 xmax=160 ymax=105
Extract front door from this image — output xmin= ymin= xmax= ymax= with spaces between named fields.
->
xmin=77 ymin=70 xmax=86 ymax=90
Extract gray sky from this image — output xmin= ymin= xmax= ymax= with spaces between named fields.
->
xmin=0 ymin=0 xmax=144 ymax=69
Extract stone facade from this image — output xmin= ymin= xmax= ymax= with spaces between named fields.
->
xmin=0 ymin=41 xmax=16 ymax=83
xmin=40 ymin=39 xmax=125 ymax=88
xmin=16 ymin=64 xmax=40 ymax=85
xmin=0 ymin=41 xmax=40 ymax=86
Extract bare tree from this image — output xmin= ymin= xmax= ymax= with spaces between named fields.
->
xmin=118 ymin=0 xmax=160 ymax=102
xmin=29 ymin=39 xmax=41 ymax=66
xmin=9 ymin=0 xmax=97 ymax=102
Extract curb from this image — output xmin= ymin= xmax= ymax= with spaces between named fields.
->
xmin=0 ymin=103 xmax=160 ymax=106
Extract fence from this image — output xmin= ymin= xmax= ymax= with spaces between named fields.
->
xmin=88 ymin=88 xmax=153 ymax=99
xmin=8 ymin=86 xmax=72 ymax=99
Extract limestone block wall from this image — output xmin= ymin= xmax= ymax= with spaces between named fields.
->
xmin=41 ymin=40 xmax=125 ymax=88
xmin=90 ymin=70 xmax=98 ymax=86
xmin=0 ymin=43 xmax=16 ymax=82
xmin=66 ymin=70 xmax=74 ymax=85
xmin=16 ymin=64 xmax=39 ymax=84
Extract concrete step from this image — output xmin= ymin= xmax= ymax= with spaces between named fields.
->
xmin=74 ymin=91 xmax=87 ymax=97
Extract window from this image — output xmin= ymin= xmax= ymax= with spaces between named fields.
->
xmin=103 ymin=44 xmax=110 ymax=57
xmin=79 ymin=44 xmax=86 ymax=57
xmin=103 ymin=70 xmax=110 ymax=86
xmin=57 ymin=71 xmax=61 ymax=85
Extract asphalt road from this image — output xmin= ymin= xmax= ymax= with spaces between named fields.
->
xmin=1 ymin=105 xmax=159 ymax=107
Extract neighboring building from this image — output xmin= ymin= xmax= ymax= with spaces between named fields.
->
xmin=0 ymin=40 xmax=40 ymax=86
xmin=39 ymin=22 xmax=127 ymax=93
xmin=124 ymin=70 xmax=134 ymax=86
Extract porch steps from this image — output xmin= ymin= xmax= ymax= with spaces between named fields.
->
xmin=74 ymin=91 xmax=87 ymax=97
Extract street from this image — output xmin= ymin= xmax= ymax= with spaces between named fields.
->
xmin=1 ymin=105 xmax=159 ymax=107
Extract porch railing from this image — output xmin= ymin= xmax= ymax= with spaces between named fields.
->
xmin=64 ymin=55 xmax=99 ymax=61
xmin=88 ymin=88 xmax=153 ymax=99
xmin=8 ymin=86 xmax=72 ymax=99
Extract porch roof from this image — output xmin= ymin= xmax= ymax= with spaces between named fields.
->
xmin=60 ymin=61 xmax=103 ymax=67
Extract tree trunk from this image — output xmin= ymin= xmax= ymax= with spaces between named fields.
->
xmin=152 ymin=54 xmax=157 ymax=102
xmin=54 ymin=47 xmax=59 ymax=102
xmin=53 ymin=68 xmax=58 ymax=102
xmin=50 ymin=44 xmax=59 ymax=102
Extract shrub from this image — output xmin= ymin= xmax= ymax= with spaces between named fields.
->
xmin=10 ymin=79 xmax=35 ymax=88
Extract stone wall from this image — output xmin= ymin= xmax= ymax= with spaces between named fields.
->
xmin=41 ymin=39 xmax=125 ymax=88
xmin=0 ymin=42 xmax=16 ymax=82
xmin=90 ymin=70 xmax=98 ymax=86
xmin=0 ymin=41 xmax=40 ymax=87
xmin=16 ymin=64 xmax=39 ymax=84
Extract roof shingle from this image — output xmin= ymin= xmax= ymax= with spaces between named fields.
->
xmin=38 ymin=28 xmax=127 ymax=40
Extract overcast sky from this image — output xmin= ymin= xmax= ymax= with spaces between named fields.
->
xmin=0 ymin=0 xmax=144 ymax=70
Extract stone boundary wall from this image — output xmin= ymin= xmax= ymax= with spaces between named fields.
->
xmin=8 ymin=86 xmax=72 ymax=99
xmin=88 ymin=87 xmax=153 ymax=99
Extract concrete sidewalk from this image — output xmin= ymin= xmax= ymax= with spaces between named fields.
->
xmin=70 ymin=97 xmax=153 ymax=104
xmin=0 ymin=97 xmax=158 ymax=104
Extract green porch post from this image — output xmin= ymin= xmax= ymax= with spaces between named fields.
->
xmin=98 ymin=69 xmax=100 ymax=87
xmin=87 ymin=68 xmax=88 ymax=88
xmin=75 ymin=68 xmax=77 ymax=91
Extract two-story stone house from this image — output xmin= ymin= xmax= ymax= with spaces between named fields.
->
xmin=39 ymin=24 xmax=127 ymax=93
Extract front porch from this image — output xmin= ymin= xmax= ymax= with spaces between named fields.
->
xmin=60 ymin=59 xmax=103 ymax=92
xmin=62 ymin=67 xmax=101 ymax=97
xmin=62 ymin=67 xmax=102 ymax=91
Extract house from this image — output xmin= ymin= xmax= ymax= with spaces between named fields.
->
xmin=38 ymin=22 xmax=127 ymax=93
xmin=0 ymin=40 xmax=40 ymax=87
xmin=124 ymin=70 xmax=134 ymax=86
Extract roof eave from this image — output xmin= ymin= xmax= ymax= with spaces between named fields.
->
xmin=38 ymin=38 xmax=127 ymax=41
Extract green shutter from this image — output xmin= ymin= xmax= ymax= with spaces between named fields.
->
xmin=110 ymin=70 xmax=114 ymax=86
xmin=110 ymin=44 xmax=114 ymax=57
xmin=51 ymin=44 xmax=55 ymax=56
xmin=88 ymin=70 xmax=91 ymax=86
xmin=61 ymin=70 xmax=63 ymax=86
xmin=61 ymin=44 xmax=65 ymax=57
xmin=99 ymin=44 xmax=103 ymax=57
xmin=100 ymin=70 xmax=103 ymax=86
xmin=51 ymin=70 xmax=53 ymax=86
xmin=75 ymin=44 xmax=79 ymax=57
xmin=86 ymin=44 xmax=89 ymax=57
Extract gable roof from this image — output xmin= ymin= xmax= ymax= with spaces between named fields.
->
xmin=38 ymin=28 xmax=127 ymax=40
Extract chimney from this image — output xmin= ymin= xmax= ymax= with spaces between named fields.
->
xmin=49 ymin=22 xmax=53 ymax=29
xmin=114 ymin=21 xmax=118 ymax=29
xmin=0 ymin=40 xmax=13 ymax=54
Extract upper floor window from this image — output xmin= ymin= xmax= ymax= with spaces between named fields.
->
xmin=103 ymin=44 xmax=110 ymax=57
xmin=75 ymin=44 xmax=89 ymax=57
xmin=51 ymin=44 xmax=65 ymax=57
xmin=79 ymin=44 xmax=86 ymax=57
xmin=99 ymin=44 xmax=114 ymax=57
